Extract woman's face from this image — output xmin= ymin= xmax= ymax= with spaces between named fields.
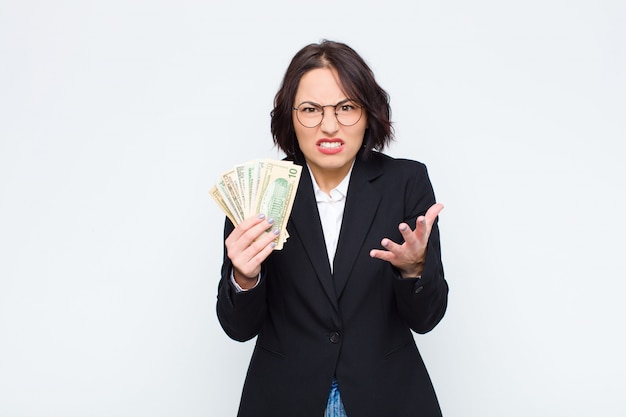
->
xmin=292 ymin=67 xmax=367 ymax=185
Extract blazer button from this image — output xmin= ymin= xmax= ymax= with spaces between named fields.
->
xmin=329 ymin=332 xmax=341 ymax=344
xmin=414 ymin=285 xmax=424 ymax=294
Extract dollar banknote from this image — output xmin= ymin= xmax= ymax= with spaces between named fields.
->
xmin=210 ymin=159 xmax=302 ymax=250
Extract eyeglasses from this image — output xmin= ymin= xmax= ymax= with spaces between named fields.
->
xmin=292 ymin=99 xmax=363 ymax=128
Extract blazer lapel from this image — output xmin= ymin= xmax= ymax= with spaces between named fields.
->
xmin=333 ymin=156 xmax=383 ymax=298
xmin=289 ymin=163 xmax=339 ymax=312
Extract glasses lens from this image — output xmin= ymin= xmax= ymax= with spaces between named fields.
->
xmin=336 ymin=102 xmax=362 ymax=126
xmin=296 ymin=103 xmax=323 ymax=128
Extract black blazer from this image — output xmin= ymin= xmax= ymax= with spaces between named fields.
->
xmin=217 ymin=151 xmax=448 ymax=417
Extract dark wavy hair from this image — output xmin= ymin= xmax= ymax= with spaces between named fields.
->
xmin=271 ymin=40 xmax=393 ymax=158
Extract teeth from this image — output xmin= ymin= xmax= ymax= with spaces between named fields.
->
xmin=319 ymin=142 xmax=342 ymax=149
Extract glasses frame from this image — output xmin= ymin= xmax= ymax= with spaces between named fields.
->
xmin=292 ymin=99 xmax=363 ymax=128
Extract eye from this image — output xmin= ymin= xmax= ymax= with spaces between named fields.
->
xmin=298 ymin=102 xmax=322 ymax=113
xmin=338 ymin=102 xmax=357 ymax=113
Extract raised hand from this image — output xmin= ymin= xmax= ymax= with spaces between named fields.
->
xmin=369 ymin=203 xmax=444 ymax=278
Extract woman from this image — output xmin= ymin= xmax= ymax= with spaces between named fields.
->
xmin=217 ymin=40 xmax=448 ymax=417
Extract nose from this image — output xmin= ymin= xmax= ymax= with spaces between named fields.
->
xmin=320 ymin=108 xmax=339 ymax=134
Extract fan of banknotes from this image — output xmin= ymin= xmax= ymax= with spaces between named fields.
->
xmin=210 ymin=159 xmax=302 ymax=250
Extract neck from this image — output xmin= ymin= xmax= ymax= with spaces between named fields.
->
xmin=309 ymin=163 xmax=352 ymax=195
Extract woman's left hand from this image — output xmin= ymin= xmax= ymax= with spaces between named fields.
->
xmin=369 ymin=203 xmax=444 ymax=278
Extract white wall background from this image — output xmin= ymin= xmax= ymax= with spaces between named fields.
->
xmin=1 ymin=1 xmax=625 ymax=416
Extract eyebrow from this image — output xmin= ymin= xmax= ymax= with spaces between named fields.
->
xmin=295 ymin=99 xmax=353 ymax=106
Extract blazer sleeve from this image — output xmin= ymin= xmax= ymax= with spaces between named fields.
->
xmin=392 ymin=162 xmax=448 ymax=334
xmin=215 ymin=218 xmax=268 ymax=342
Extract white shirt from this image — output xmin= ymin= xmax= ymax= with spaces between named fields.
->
xmin=310 ymin=164 xmax=352 ymax=272
xmin=231 ymin=163 xmax=354 ymax=290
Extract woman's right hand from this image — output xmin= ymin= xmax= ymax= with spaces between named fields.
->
xmin=225 ymin=214 xmax=279 ymax=290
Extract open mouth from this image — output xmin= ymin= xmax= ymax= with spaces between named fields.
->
xmin=318 ymin=141 xmax=343 ymax=149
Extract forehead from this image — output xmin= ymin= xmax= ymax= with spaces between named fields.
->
xmin=294 ymin=67 xmax=348 ymax=103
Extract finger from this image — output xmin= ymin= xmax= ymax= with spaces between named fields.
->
xmin=246 ymin=216 xmax=276 ymax=240
xmin=228 ymin=214 xmax=268 ymax=241
xmin=249 ymin=233 xmax=279 ymax=264
xmin=369 ymin=248 xmax=397 ymax=263
xmin=398 ymin=222 xmax=417 ymax=245
xmin=246 ymin=227 xmax=279 ymax=261
xmin=380 ymin=237 xmax=404 ymax=254
xmin=415 ymin=203 xmax=444 ymax=237
xmin=230 ymin=215 xmax=275 ymax=250
xmin=251 ymin=227 xmax=280 ymax=253
xmin=414 ymin=216 xmax=427 ymax=237
xmin=424 ymin=203 xmax=444 ymax=225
